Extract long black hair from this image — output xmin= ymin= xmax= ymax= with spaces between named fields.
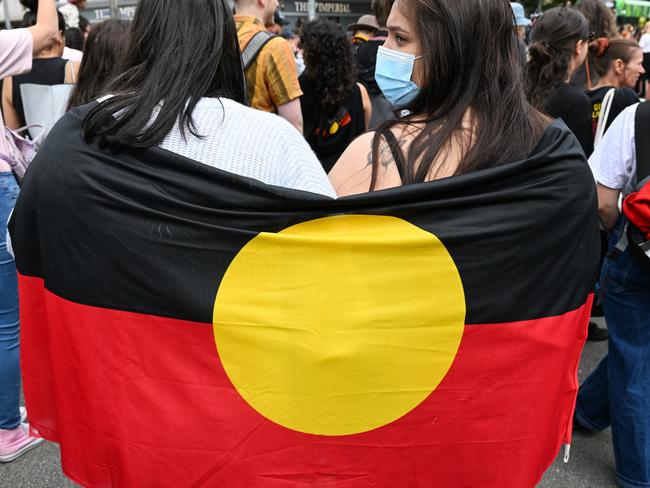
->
xmin=527 ymin=7 xmax=590 ymax=110
xmin=82 ymin=0 xmax=247 ymax=149
xmin=67 ymin=20 xmax=131 ymax=110
xmin=300 ymin=19 xmax=358 ymax=115
xmin=370 ymin=0 xmax=547 ymax=189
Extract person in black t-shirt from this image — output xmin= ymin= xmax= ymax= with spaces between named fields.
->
xmin=571 ymin=0 xmax=619 ymax=90
xmin=299 ymin=19 xmax=372 ymax=172
xmin=527 ymin=8 xmax=592 ymax=156
xmin=527 ymin=8 xmax=610 ymax=342
xmin=584 ymin=38 xmax=643 ymax=154
xmin=1 ymin=10 xmax=79 ymax=130
xmin=355 ymin=0 xmax=397 ymax=128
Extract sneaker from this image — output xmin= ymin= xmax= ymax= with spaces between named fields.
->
xmin=0 ymin=423 xmax=43 ymax=462
xmin=587 ymin=321 xmax=608 ymax=342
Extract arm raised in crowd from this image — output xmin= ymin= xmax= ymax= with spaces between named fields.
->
xmin=27 ymin=0 xmax=59 ymax=54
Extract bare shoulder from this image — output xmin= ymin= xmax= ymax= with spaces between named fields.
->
xmin=329 ymin=132 xmax=375 ymax=197
xmin=356 ymin=82 xmax=369 ymax=98
xmin=329 ymin=129 xmax=404 ymax=197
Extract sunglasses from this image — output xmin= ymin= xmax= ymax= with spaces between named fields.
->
xmin=584 ymin=32 xmax=596 ymax=42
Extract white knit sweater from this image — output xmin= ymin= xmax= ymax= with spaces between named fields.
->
xmin=158 ymin=98 xmax=337 ymax=198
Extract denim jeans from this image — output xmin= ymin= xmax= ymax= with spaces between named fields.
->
xmin=0 ymin=172 xmax=20 ymax=430
xmin=576 ymin=217 xmax=650 ymax=488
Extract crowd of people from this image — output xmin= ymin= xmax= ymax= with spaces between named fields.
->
xmin=0 ymin=0 xmax=648 ymax=487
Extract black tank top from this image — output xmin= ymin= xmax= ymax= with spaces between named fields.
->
xmin=299 ymin=73 xmax=366 ymax=173
xmin=12 ymin=57 xmax=68 ymax=128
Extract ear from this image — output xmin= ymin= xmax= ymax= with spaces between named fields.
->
xmin=614 ymin=58 xmax=625 ymax=75
xmin=575 ymin=39 xmax=586 ymax=57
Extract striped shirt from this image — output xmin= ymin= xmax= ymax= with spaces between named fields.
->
xmin=235 ymin=15 xmax=302 ymax=113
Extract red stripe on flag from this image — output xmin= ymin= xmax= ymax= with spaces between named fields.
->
xmin=19 ymin=275 xmax=590 ymax=488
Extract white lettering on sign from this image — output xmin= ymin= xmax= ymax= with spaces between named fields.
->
xmin=118 ymin=6 xmax=137 ymax=19
xmin=91 ymin=6 xmax=137 ymax=21
xmin=294 ymin=1 xmax=352 ymax=13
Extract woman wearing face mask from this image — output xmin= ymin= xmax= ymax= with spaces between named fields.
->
xmin=527 ymin=8 xmax=593 ymax=157
xmin=585 ymin=38 xmax=643 ymax=151
xmin=329 ymin=0 xmax=551 ymax=196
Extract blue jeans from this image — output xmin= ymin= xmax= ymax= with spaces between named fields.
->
xmin=576 ymin=218 xmax=650 ymax=488
xmin=0 ymin=172 xmax=20 ymax=430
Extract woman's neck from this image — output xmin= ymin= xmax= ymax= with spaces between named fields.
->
xmin=35 ymin=47 xmax=63 ymax=59
xmin=592 ymin=71 xmax=620 ymax=90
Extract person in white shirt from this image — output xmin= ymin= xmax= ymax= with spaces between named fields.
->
xmin=57 ymin=0 xmax=86 ymax=29
xmin=575 ymin=103 xmax=650 ymax=488
xmin=79 ymin=0 xmax=334 ymax=197
xmin=638 ymin=23 xmax=650 ymax=96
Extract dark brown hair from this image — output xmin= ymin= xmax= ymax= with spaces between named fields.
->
xmin=300 ymin=19 xmax=357 ymax=115
xmin=67 ymin=20 xmax=130 ymax=110
xmin=527 ymin=7 xmax=590 ymax=110
xmin=576 ymin=0 xmax=618 ymax=39
xmin=587 ymin=38 xmax=641 ymax=79
xmin=370 ymin=0 xmax=547 ymax=189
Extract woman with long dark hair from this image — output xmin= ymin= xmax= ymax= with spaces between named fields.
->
xmin=330 ymin=0 xmax=549 ymax=194
xmin=66 ymin=19 xmax=130 ymax=110
xmin=526 ymin=7 xmax=592 ymax=156
xmin=77 ymin=0 xmax=333 ymax=195
xmin=299 ymin=19 xmax=371 ymax=172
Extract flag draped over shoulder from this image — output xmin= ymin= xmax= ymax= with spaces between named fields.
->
xmin=10 ymin=106 xmax=600 ymax=488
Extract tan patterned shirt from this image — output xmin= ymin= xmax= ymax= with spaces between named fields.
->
xmin=235 ymin=15 xmax=303 ymax=113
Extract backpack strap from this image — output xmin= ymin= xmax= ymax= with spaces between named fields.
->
xmin=634 ymin=101 xmax=650 ymax=182
xmin=594 ymin=88 xmax=615 ymax=149
xmin=242 ymin=31 xmax=277 ymax=71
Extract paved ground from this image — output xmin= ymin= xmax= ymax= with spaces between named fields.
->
xmin=538 ymin=318 xmax=617 ymax=488
xmin=0 ymin=319 xmax=618 ymax=488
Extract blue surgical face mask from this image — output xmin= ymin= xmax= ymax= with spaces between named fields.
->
xmin=375 ymin=45 xmax=423 ymax=108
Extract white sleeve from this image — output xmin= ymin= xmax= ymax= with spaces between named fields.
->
xmin=641 ymin=34 xmax=650 ymax=52
xmin=6 ymin=209 xmax=14 ymax=259
xmin=588 ymin=104 xmax=637 ymax=191
xmin=274 ymin=120 xmax=337 ymax=199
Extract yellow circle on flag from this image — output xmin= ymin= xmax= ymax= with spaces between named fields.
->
xmin=213 ymin=215 xmax=466 ymax=436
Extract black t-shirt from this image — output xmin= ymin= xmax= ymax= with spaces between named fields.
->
xmin=12 ymin=57 xmax=68 ymax=127
xmin=299 ymin=73 xmax=366 ymax=173
xmin=545 ymin=84 xmax=592 ymax=157
xmin=585 ymin=86 xmax=639 ymax=151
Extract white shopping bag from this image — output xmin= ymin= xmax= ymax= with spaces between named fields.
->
xmin=20 ymin=83 xmax=74 ymax=141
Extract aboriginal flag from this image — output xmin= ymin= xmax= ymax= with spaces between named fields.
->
xmin=10 ymin=106 xmax=599 ymax=488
